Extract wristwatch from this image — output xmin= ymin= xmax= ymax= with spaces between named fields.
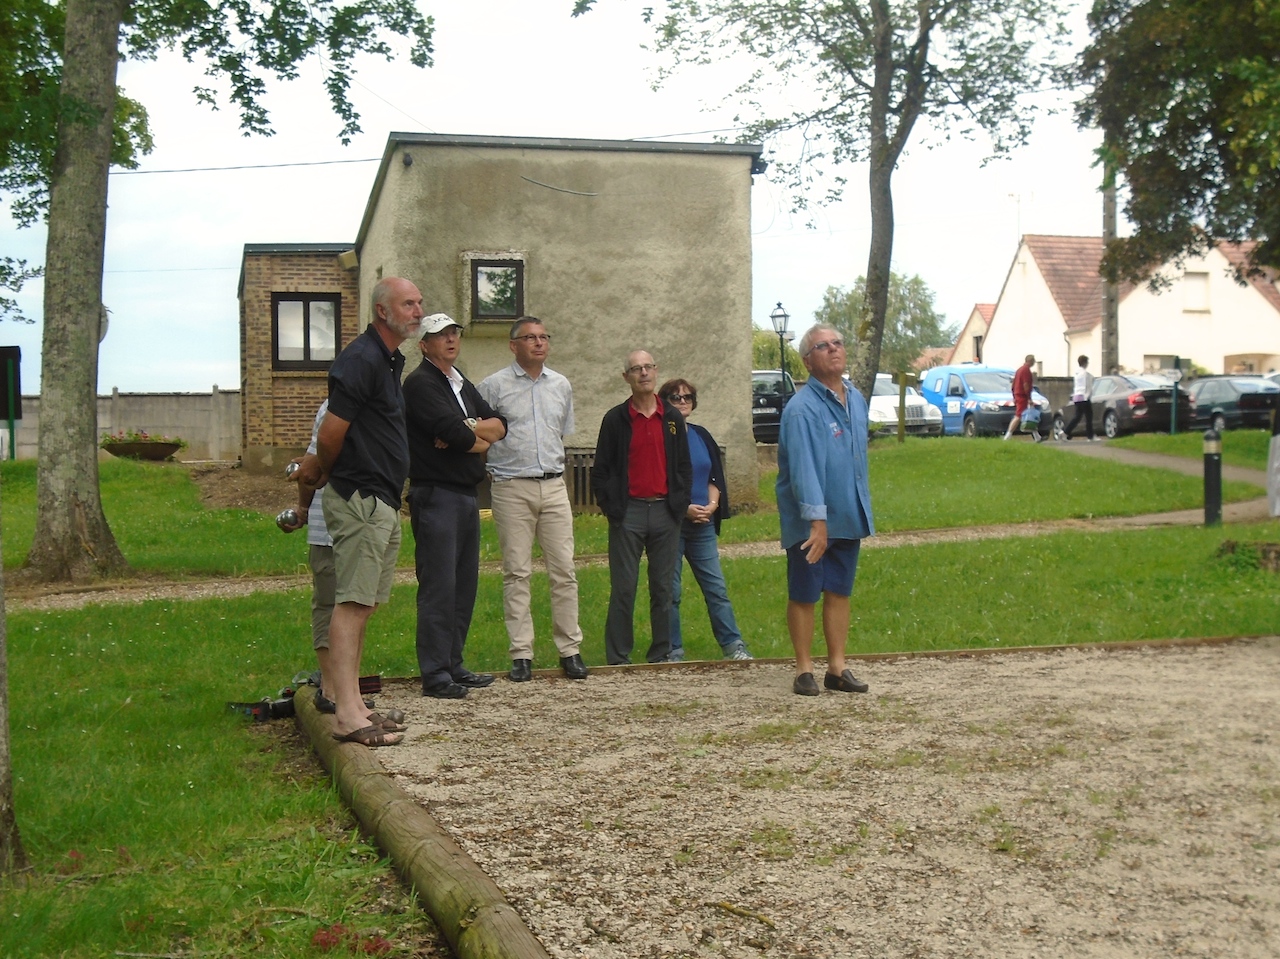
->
xmin=464 ymin=417 xmax=479 ymax=430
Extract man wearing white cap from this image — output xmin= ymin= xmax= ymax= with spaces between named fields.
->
xmin=403 ymin=313 xmax=507 ymax=699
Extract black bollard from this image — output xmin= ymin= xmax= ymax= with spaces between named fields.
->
xmin=1203 ymin=429 xmax=1222 ymax=527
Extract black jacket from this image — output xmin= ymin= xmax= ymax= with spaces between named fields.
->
xmin=591 ymin=398 xmax=692 ymax=523
xmin=403 ymin=359 xmax=505 ymax=494
xmin=687 ymin=422 xmax=729 ymax=535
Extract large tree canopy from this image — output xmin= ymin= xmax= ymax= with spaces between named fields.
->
xmin=1077 ymin=0 xmax=1280 ymax=283
xmin=578 ymin=0 xmax=1068 ymax=397
xmin=1 ymin=0 xmax=433 ymax=588
xmin=0 ymin=0 xmax=433 ymax=873
xmin=816 ymin=272 xmax=956 ymax=377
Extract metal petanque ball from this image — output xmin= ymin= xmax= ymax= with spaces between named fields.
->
xmin=285 ymin=462 xmax=300 ymax=478
xmin=275 ymin=508 xmax=299 ymax=530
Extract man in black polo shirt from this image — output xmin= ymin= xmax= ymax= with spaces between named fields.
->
xmin=404 ymin=313 xmax=507 ymax=698
xmin=294 ymin=276 xmax=420 ymax=747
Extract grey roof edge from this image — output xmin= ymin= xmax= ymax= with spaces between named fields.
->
xmin=384 ymin=131 xmax=764 ymax=157
xmin=242 ymin=243 xmax=354 ymax=255
xmin=354 ymin=132 xmax=767 ymax=251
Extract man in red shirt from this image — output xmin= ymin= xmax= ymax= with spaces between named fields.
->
xmin=591 ymin=350 xmax=693 ymax=664
xmin=1004 ymin=353 xmax=1042 ymax=443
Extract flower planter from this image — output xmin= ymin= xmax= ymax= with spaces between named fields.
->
xmin=102 ymin=441 xmax=182 ymax=461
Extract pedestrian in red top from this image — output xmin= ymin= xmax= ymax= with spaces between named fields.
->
xmin=1004 ymin=354 xmax=1042 ymax=443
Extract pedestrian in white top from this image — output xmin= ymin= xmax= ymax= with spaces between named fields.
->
xmin=1063 ymin=354 xmax=1098 ymax=441
xmin=477 ymin=317 xmax=589 ymax=683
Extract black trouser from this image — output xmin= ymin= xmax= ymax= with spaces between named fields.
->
xmin=1064 ymin=400 xmax=1093 ymax=439
xmin=409 ymin=484 xmax=480 ymax=691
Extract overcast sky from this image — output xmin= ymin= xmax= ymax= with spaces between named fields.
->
xmin=0 ymin=0 xmax=1108 ymax=394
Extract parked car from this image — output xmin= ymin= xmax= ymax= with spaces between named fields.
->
xmin=1185 ymin=375 xmax=1280 ymax=431
xmin=917 ymin=364 xmax=1051 ymax=437
xmin=1052 ymin=373 xmax=1194 ymax=439
xmin=751 ymin=369 xmax=796 ymax=443
xmin=868 ymin=373 xmax=943 ymax=437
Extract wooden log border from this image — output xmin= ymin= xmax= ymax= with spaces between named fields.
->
xmin=295 ymin=693 xmax=552 ymax=959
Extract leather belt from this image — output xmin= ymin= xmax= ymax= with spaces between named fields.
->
xmin=632 ymin=496 xmax=665 ymax=502
xmin=538 ymin=471 xmax=563 ymax=479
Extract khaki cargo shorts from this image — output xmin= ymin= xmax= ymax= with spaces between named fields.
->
xmin=322 ymin=487 xmax=401 ymax=607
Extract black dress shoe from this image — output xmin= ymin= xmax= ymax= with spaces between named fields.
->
xmin=793 ymin=672 xmax=820 ymax=696
xmin=510 ymin=659 xmax=532 ymax=682
xmin=824 ymin=669 xmax=869 ymax=693
xmin=452 ymin=669 xmax=495 ymax=688
xmin=422 ymin=682 xmax=468 ymax=699
xmin=560 ymin=654 xmax=589 ymax=680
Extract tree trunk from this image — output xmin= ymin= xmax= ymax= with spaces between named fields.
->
xmin=0 ymin=496 xmax=26 ymax=874
xmin=26 ymin=0 xmax=130 ymax=583
xmin=853 ymin=152 xmax=894 ymax=398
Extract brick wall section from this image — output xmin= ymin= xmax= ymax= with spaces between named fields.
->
xmin=239 ymin=249 xmax=360 ymax=470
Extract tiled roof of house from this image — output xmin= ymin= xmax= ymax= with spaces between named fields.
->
xmin=1022 ymin=235 xmax=1137 ymax=333
xmin=1022 ymin=234 xmax=1280 ymax=332
xmin=913 ymin=346 xmax=953 ymax=370
xmin=974 ymin=303 xmax=995 ymax=323
xmin=1217 ymin=241 xmax=1280 ymax=316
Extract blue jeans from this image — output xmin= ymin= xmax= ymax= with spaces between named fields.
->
xmin=669 ymin=521 xmax=743 ymax=654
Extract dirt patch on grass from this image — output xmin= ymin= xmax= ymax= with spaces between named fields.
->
xmin=371 ymin=640 xmax=1280 ymax=958
xmin=188 ymin=462 xmax=289 ymax=514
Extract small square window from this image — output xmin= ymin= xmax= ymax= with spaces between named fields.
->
xmin=470 ymin=258 xmax=524 ymax=320
xmin=273 ymin=293 xmax=340 ymax=370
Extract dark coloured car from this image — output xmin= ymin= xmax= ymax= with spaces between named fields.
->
xmin=751 ymin=369 xmax=796 ymax=443
xmin=1185 ymin=375 xmax=1280 ymax=432
xmin=1054 ymin=374 xmax=1194 ymax=439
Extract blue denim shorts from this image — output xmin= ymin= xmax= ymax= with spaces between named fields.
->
xmin=786 ymin=538 xmax=861 ymax=603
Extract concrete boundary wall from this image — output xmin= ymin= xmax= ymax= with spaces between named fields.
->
xmin=3 ymin=388 xmax=241 ymax=462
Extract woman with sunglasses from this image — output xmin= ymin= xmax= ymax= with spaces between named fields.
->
xmin=658 ymin=378 xmax=753 ymax=662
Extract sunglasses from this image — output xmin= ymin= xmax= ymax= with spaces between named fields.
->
xmin=666 ymin=393 xmax=696 ymax=403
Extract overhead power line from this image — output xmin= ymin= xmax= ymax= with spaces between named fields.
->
xmin=111 ymin=157 xmax=381 ymax=176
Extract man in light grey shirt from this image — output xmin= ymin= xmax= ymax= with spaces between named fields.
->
xmin=478 ymin=316 xmax=589 ymax=682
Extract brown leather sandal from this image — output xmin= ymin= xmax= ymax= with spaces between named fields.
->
xmin=331 ymin=725 xmax=403 ymax=747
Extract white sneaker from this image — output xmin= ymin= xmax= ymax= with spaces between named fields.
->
xmin=726 ymin=643 xmax=754 ymax=661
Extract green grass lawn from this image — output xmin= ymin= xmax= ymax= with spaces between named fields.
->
xmin=2 ymin=449 xmax=1277 ymax=956
xmin=0 ymin=442 xmax=1264 ymax=573
xmin=1109 ymin=426 xmax=1274 ymax=470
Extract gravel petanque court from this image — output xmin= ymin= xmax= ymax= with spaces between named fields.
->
xmin=340 ymin=638 xmax=1280 ymax=958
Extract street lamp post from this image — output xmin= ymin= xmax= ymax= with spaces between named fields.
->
xmin=770 ymin=302 xmax=790 ymax=400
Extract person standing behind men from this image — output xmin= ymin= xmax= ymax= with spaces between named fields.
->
xmin=1062 ymin=354 xmax=1097 ymax=441
xmin=477 ymin=317 xmax=589 ymax=682
xmin=591 ymin=350 xmax=692 ymax=665
xmin=777 ymin=326 xmax=875 ymax=697
xmin=293 ymin=276 xmax=421 ymax=746
xmin=280 ymin=401 xmax=407 ymax=733
xmin=403 ymin=313 xmax=507 ymax=699
xmin=1004 ymin=353 xmax=1042 ymax=442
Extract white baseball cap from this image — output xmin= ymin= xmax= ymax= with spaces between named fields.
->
xmin=419 ymin=313 xmax=462 ymax=337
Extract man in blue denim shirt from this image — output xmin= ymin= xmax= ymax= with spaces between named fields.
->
xmin=777 ymin=325 xmax=875 ymax=697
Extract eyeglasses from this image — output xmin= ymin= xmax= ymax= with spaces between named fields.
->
xmin=805 ymin=338 xmax=844 ymax=356
xmin=512 ymin=334 xmax=551 ymax=344
xmin=626 ymin=363 xmax=657 ymax=375
xmin=666 ymin=393 xmax=696 ymax=403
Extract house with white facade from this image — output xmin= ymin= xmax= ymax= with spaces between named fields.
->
xmin=971 ymin=235 xmax=1280 ymax=377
